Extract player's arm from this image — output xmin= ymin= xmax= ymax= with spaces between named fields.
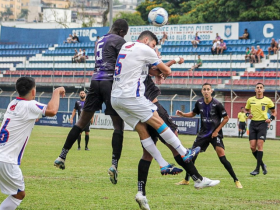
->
xmin=212 ymin=115 xmax=229 ymax=138
xmin=45 ymin=87 xmax=66 ymax=117
xmin=245 ymin=99 xmax=253 ymax=119
xmin=70 ymin=109 xmax=76 ymax=124
xmin=176 ymin=110 xmax=196 ymax=118
xmin=149 ymin=57 xmax=184 ymax=76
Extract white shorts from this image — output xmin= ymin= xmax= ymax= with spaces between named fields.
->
xmin=0 ymin=162 xmax=25 ymax=195
xmin=111 ymin=96 xmax=158 ymax=129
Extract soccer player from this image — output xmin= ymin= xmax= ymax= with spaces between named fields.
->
xmin=70 ymin=90 xmax=93 ymax=150
xmin=176 ymin=83 xmax=243 ymax=189
xmin=245 ymin=83 xmax=276 ymax=176
xmin=54 ymin=20 xmax=129 ymax=182
xmin=136 ymin=58 xmax=220 ymax=210
xmin=111 ymin=30 xmax=202 ymax=208
xmin=0 ymin=77 xmax=65 ymax=210
xmin=237 ymin=107 xmax=247 ymax=138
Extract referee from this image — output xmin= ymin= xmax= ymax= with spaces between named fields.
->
xmin=245 ymin=83 xmax=276 ymax=176
xmin=237 ymin=107 xmax=247 ymax=138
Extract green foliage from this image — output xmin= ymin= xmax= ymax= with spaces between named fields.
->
xmin=18 ymin=9 xmax=29 ymax=19
xmin=114 ymin=12 xmax=145 ymax=26
xmin=2 ymin=126 xmax=280 ymax=209
xmin=137 ymin=0 xmax=280 ymax=25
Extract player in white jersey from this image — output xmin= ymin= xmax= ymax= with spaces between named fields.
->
xmin=111 ymin=31 xmax=201 ymax=208
xmin=0 ymin=77 xmax=65 ymax=210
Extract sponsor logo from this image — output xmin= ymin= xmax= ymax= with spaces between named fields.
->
xmin=224 ymin=25 xmax=232 ymax=38
xmin=10 ymin=104 xmax=17 ymax=111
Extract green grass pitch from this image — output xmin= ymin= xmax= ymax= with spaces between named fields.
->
xmin=1 ymin=125 xmax=280 ymax=210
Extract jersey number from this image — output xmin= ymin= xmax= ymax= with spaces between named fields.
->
xmin=0 ymin=118 xmax=10 ymax=143
xmin=115 ymin=54 xmax=126 ymax=76
xmin=96 ymin=42 xmax=104 ymax=61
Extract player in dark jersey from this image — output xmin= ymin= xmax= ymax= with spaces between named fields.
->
xmin=135 ymin=59 xmax=220 ymax=210
xmin=54 ymin=20 xmax=129 ymax=180
xmin=69 ymin=90 xmax=93 ymax=150
xmin=176 ymin=83 xmax=243 ymax=189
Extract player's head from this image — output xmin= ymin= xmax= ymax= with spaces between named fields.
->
xmin=16 ymin=77 xmax=36 ymax=99
xmin=241 ymin=107 xmax=245 ymax=112
xmin=255 ymin=82 xmax=265 ymax=96
xmin=138 ymin=30 xmax=158 ymax=49
xmin=109 ymin=19 xmax=128 ymax=38
xmin=201 ymin=83 xmax=213 ymax=99
xmin=79 ymin=90 xmax=86 ymax=99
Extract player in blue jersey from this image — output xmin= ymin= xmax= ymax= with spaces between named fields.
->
xmin=69 ymin=90 xmax=93 ymax=150
xmin=54 ymin=19 xmax=129 ymax=176
xmin=176 ymin=83 xmax=243 ymax=189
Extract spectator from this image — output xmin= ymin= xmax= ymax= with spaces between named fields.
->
xmin=191 ymin=32 xmax=201 ymax=48
xmin=64 ymin=34 xmax=73 ymax=44
xmin=72 ymin=33 xmax=80 ymax=43
xmin=217 ymin=39 xmax=227 ymax=55
xmin=239 ymin=29 xmax=249 ymax=40
xmin=256 ymin=45 xmax=264 ymax=63
xmin=211 ymin=40 xmax=218 ymax=55
xmin=268 ymin=38 xmax=278 ymax=55
xmin=245 ymin=47 xmax=251 ymax=63
xmin=72 ymin=49 xmax=79 ymax=63
xmin=161 ymin=32 xmax=168 ymax=44
xmin=79 ymin=49 xmax=88 ymax=63
xmin=189 ymin=55 xmax=202 ymax=71
xmin=249 ymin=46 xmax=257 ymax=63
xmin=216 ymin=33 xmax=221 ymax=41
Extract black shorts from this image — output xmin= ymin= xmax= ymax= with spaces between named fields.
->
xmin=192 ymin=134 xmax=225 ymax=152
xmin=249 ymin=120 xmax=267 ymax=141
xmin=239 ymin=122 xmax=246 ymax=130
xmin=83 ymin=80 xmax=118 ymax=116
xmin=147 ymin=102 xmax=178 ymax=144
xmin=82 ymin=122 xmax=91 ymax=132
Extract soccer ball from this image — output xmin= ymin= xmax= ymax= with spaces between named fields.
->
xmin=148 ymin=7 xmax=168 ymax=27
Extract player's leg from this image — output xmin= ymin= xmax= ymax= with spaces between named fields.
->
xmin=84 ymin=122 xmax=90 ymax=150
xmin=0 ymin=192 xmax=25 ymax=210
xmin=77 ymin=133 xmax=82 ymax=150
xmin=213 ymin=138 xmax=242 ymax=188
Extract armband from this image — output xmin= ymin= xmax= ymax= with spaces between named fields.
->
xmin=245 ymin=112 xmax=250 ymax=117
xmin=174 ymin=57 xmax=180 ymax=64
xmin=269 ymin=115 xmax=275 ymax=121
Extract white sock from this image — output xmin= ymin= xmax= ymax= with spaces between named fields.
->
xmin=159 ymin=128 xmax=187 ymax=156
xmin=0 ymin=195 xmax=22 ymax=210
xmin=141 ymin=137 xmax=169 ymax=167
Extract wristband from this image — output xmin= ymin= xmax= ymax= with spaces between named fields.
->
xmin=245 ymin=112 xmax=250 ymax=117
xmin=174 ymin=57 xmax=180 ymax=63
xmin=269 ymin=115 xmax=275 ymax=121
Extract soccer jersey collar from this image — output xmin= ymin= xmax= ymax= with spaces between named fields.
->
xmin=16 ymin=97 xmax=27 ymax=101
xmin=255 ymin=96 xmax=264 ymax=100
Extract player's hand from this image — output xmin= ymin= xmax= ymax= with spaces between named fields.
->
xmin=176 ymin=110 xmax=184 ymax=117
xmin=91 ymin=118 xmax=94 ymax=124
xmin=70 ymin=118 xmax=73 ymax=124
xmin=55 ymin=87 xmax=66 ymax=98
xmin=265 ymin=119 xmax=271 ymax=123
xmin=178 ymin=57 xmax=184 ymax=64
xmin=248 ymin=114 xmax=253 ymax=119
xmin=155 ymin=75 xmax=163 ymax=85
xmin=212 ymin=130 xmax=218 ymax=138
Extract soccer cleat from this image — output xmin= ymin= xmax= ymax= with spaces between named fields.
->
xmin=235 ymin=181 xmax=243 ymax=189
xmin=77 ymin=147 xmax=81 ymax=151
xmin=194 ymin=177 xmax=220 ymax=189
xmin=262 ymin=164 xmax=267 ymax=175
xmin=182 ymin=147 xmax=201 ymax=163
xmin=85 ymin=147 xmax=90 ymax=151
xmin=250 ymin=169 xmax=259 ymax=176
xmin=175 ymin=179 xmax=190 ymax=185
xmin=54 ymin=157 xmax=65 ymax=170
xmin=108 ymin=165 xmax=118 ymax=184
xmin=135 ymin=191 xmax=150 ymax=210
xmin=160 ymin=164 xmax=183 ymax=175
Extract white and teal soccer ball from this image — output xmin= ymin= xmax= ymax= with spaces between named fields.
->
xmin=148 ymin=7 xmax=168 ymax=27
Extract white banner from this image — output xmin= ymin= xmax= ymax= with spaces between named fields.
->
xmin=223 ymin=118 xmax=276 ymax=139
xmin=90 ymin=113 xmax=133 ymax=131
xmin=125 ymin=23 xmax=239 ymax=42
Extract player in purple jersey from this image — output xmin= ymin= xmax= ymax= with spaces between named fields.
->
xmin=176 ymin=83 xmax=243 ymax=189
xmin=70 ymin=90 xmax=93 ymax=150
xmin=54 ymin=20 xmax=128 ymax=182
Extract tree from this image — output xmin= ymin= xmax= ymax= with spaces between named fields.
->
xmin=100 ymin=0 xmax=109 ymax=27
xmin=1 ymin=8 xmax=13 ymax=21
xmin=113 ymin=12 xmax=145 ymax=26
xmin=18 ymin=9 xmax=29 ymax=20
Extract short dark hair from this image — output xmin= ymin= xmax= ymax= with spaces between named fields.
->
xmin=256 ymin=82 xmax=264 ymax=87
xmin=109 ymin=19 xmax=128 ymax=34
xmin=138 ymin=30 xmax=158 ymax=45
xmin=202 ymin=82 xmax=211 ymax=87
xmin=16 ymin=77 xmax=35 ymax=97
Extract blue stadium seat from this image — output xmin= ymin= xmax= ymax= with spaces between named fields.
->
xmin=250 ymin=39 xmax=256 ymax=44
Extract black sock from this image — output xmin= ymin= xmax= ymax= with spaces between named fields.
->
xmin=219 ymin=156 xmax=238 ymax=182
xmin=252 ymin=150 xmax=264 ymax=168
xmin=59 ymin=125 xmax=82 ymax=159
xmin=77 ymin=135 xmax=81 ymax=148
xmin=111 ymin=130 xmax=123 ymax=169
xmin=174 ymin=155 xmax=202 ymax=181
xmin=138 ymin=159 xmax=151 ymax=196
xmin=256 ymin=151 xmax=263 ymax=171
xmin=241 ymin=131 xmax=243 ymax=138
xmin=85 ymin=134 xmax=89 ymax=148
